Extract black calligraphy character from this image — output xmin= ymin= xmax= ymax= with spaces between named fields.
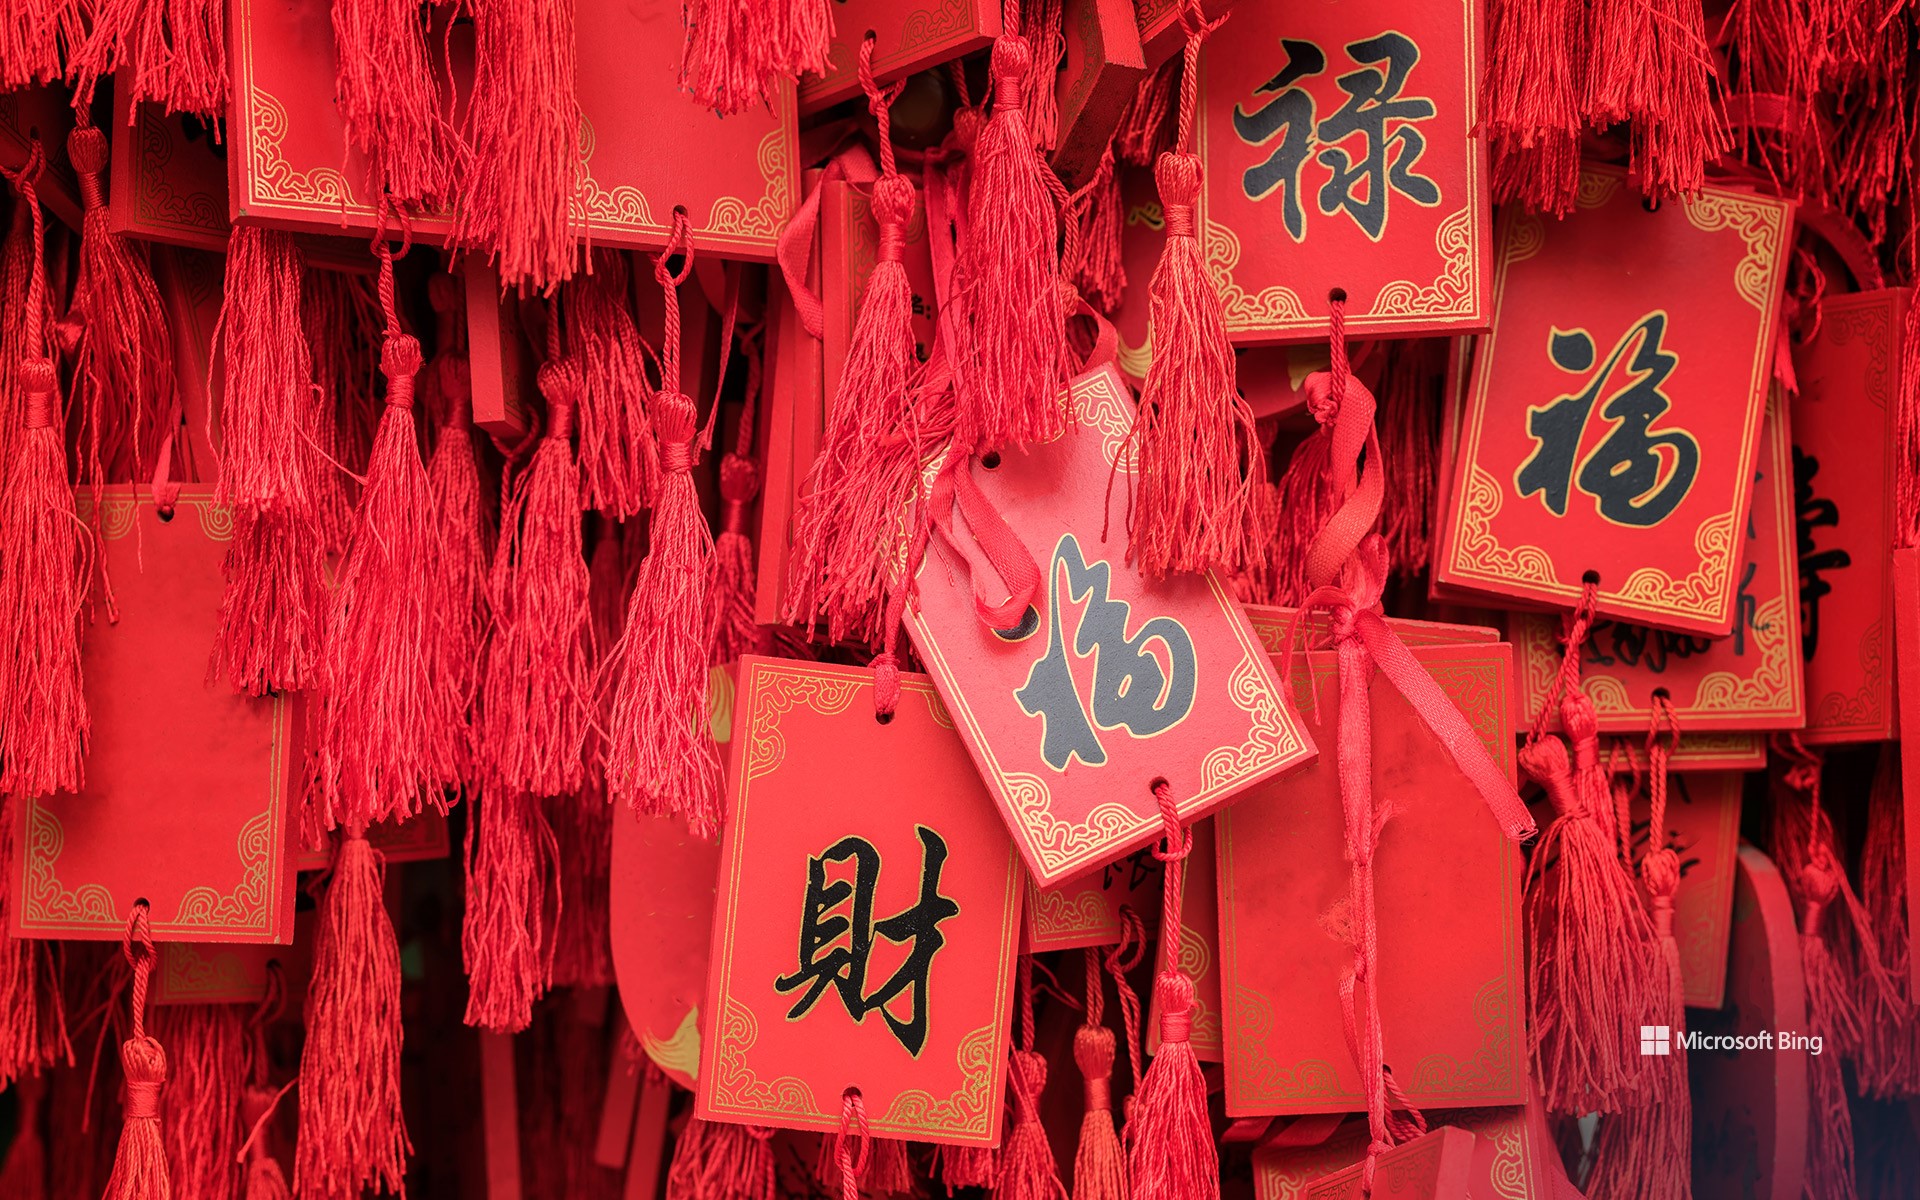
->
xmin=1792 ymin=447 xmax=1850 ymax=662
xmin=1233 ymin=39 xmax=1326 ymax=240
xmin=1016 ymin=536 xmax=1199 ymax=771
xmin=1315 ymin=33 xmax=1440 ymax=240
xmin=1102 ymin=847 xmax=1161 ymax=892
xmin=773 ymin=827 xmax=959 ymax=1056
xmin=1518 ymin=313 xmax=1701 ymax=527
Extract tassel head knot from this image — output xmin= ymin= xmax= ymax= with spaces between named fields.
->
xmin=1154 ymin=972 xmax=1195 ymax=1046
xmin=68 ymin=127 xmax=109 ymax=209
xmin=1154 ymin=153 xmax=1202 ymax=237
xmin=991 ymin=36 xmax=1031 ymax=107
xmin=1073 ymin=1024 xmax=1114 ymax=1110
xmin=21 ymin=358 xmax=56 ymax=427
xmin=380 ymin=334 xmax=423 ymax=408
xmin=656 ymin=392 xmax=698 ymax=474
xmin=1642 ymin=846 xmax=1681 ymax=901
xmin=120 ymin=1035 xmax=167 ymax=1117
xmin=538 ymin=359 xmax=583 ymax=440
xmin=872 ymin=174 xmax=916 ymax=263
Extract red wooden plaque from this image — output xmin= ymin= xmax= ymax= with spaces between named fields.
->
xmin=906 ymin=364 xmax=1315 ymax=886
xmin=1195 ymin=0 xmax=1489 ymax=342
xmin=1437 ymin=168 xmax=1792 ymax=635
xmin=698 ymin=658 xmax=1021 ymax=1146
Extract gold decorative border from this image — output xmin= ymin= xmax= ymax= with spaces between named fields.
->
xmin=705 ymin=659 xmax=1019 ymax=1144
xmin=19 ymin=489 xmax=284 ymax=941
xmin=21 ymin=800 xmax=284 ymax=939
xmin=1025 ymin=879 xmax=1115 ymax=947
xmin=804 ymin=1 xmax=991 ymax=102
xmin=1800 ymin=296 xmax=1897 ymax=742
xmin=1444 ymin=167 xmax=1789 ymax=628
xmin=1254 ymin=1106 xmax=1536 ymax=1200
xmin=235 ymin=0 xmax=792 ymax=256
xmin=1804 ymin=618 xmax=1891 ymax=742
xmin=1511 ymin=393 xmax=1802 ymax=726
xmin=131 ymin=102 xmax=226 ymax=238
xmin=1194 ymin=0 xmax=1485 ymax=337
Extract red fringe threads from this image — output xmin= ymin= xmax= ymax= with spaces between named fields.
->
xmin=295 ymin=830 xmax=411 ymax=1198
xmin=480 ymin=360 xmax=593 ymax=797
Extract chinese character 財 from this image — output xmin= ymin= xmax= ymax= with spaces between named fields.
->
xmin=1233 ymin=32 xmax=1440 ymax=242
xmin=1012 ymin=535 xmax=1198 ymax=772
xmin=773 ymin=826 xmax=959 ymax=1056
xmin=1517 ymin=312 xmax=1701 ymax=528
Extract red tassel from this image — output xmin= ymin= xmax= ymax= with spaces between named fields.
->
xmin=65 ymin=126 xmax=180 ymax=487
xmin=1067 ymin=148 xmax=1125 ymax=317
xmin=931 ymin=1145 xmax=997 ymax=1195
xmin=1024 ymin=0 xmax=1065 ymax=152
xmin=1071 ymin=1023 xmax=1126 ymax=1200
xmin=783 ymin=66 xmax=927 ymax=645
xmin=0 ymin=0 xmax=78 ymax=91
xmin=682 ymin=0 xmax=831 ymax=116
xmin=462 ymin=0 xmax=583 ymax=291
xmin=1584 ymin=0 xmax=1729 ymax=199
xmin=1770 ymin=741 xmax=1904 ymax=1196
xmin=329 ymin=0 xmax=460 ymax=208
xmin=605 ymin=223 xmax=721 ymax=835
xmin=954 ymin=32 xmax=1069 ymax=450
xmin=481 ymin=360 xmax=593 ymax=797
xmin=215 ymin=227 xmax=319 ymax=517
xmin=215 ymin=508 xmax=328 ymax=698
xmin=212 ymin=230 xmax=334 ymax=695
xmin=0 ymin=354 xmax=88 ymax=798
xmin=999 ymin=1049 xmax=1067 ymax=1200
xmin=1797 ymin=854 xmax=1863 ymax=1200
xmin=1125 ymin=973 xmax=1213 ymax=1200
xmin=69 ymin=0 xmax=227 ymax=118
xmin=566 ymin=250 xmax=659 ymax=518
xmin=1585 ymin=723 xmax=1689 ymax=1200
xmin=1481 ymin=0 xmax=1583 ymax=214
xmin=314 ymin=295 xmax=450 ymax=829
xmin=711 ymin=449 xmax=762 ymax=665
xmin=1127 ymin=791 xmax=1214 ymax=1200
xmin=668 ymin=1118 xmax=777 ymax=1200
xmin=0 ymin=152 xmax=88 ymax=799
xmin=864 ymin=1138 xmax=915 ymax=1197
xmin=1516 ymin=685 xmax=1660 ymax=1115
xmin=152 ymin=1004 xmax=246 ymax=1200
xmin=105 ymin=906 xmax=171 ymax=1200
xmin=0 ymin=196 xmax=40 ymax=467
xmin=296 ymin=830 xmax=411 ymax=1198
xmin=1129 ymin=148 xmax=1256 ymax=578
xmin=462 ymin=786 xmax=560 ymax=1032
xmin=605 ymin=387 xmax=720 ymax=833
xmin=425 ymin=379 xmax=490 ymax=795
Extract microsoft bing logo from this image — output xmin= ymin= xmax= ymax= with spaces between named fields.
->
xmin=1640 ymin=1026 xmax=1672 ymax=1056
